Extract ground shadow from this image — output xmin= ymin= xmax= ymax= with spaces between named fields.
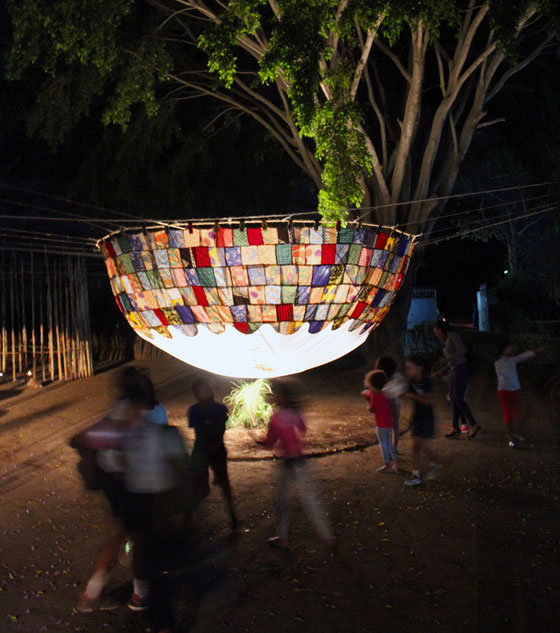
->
xmin=0 ymin=387 xmax=25 ymax=402
xmin=0 ymin=400 xmax=77 ymax=435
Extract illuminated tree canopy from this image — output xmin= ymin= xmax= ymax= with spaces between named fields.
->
xmin=7 ymin=1 xmax=559 ymax=224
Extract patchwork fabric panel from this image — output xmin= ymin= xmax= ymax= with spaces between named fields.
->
xmin=101 ymin=223 xmax=415 ymax=337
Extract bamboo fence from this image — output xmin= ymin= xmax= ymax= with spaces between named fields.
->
xmin=0 ymin=251 xmax=93 ymax=382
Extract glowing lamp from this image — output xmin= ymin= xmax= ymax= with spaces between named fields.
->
xmin=98 ymin=221 xmax=415 ymax=378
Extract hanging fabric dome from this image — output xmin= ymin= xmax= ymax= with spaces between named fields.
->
xmin=98 ymin=220 xmax=416 ymax=378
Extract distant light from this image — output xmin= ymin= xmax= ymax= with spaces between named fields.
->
xmin=0 ymin=372 xmax=3 ymax=377
xmin=27 ymin=370 xmax=32 ymax=377
xmin=504 ymin=269 xmax=509 ymax=275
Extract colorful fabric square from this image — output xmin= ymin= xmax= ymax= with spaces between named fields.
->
xmin=241 ymin=246 xmax=259 ymax=266
xmin=264 ymin=286 xmax=281 ymax=304
xmin=214 ymin=267 xmax=231 ymax=287
xmin=281 ymin=266 xmax=298 ymax=285
xmin=225 ymin=247 xmax=242 ymax=266
xmin=199 ymin=229 xmax=216 ymax=247
xmin=338 ymin=228 xmax=354 ymax=244
xmin=196 ymin=267 xmax=217 ymax=287
xmin=160 ymin=269 xmax=175 ymax=289
xmin=292 ymin=245 xmax=306 ymax=265
xmin=312 ymin=265 xmax=331 ymax=287
xmin=233 ymin=229 xmax=249 ymax=246
xmin=262 ymin=306 xmax=276 ymax=322
xmin=230 ymin=305 xmax=247 ymax=322
xmin=305 ymin=245 xmax=322 ymax=265
xmin=281 ymin=285 xmax=297 ymax=304
xmin=249 ymin=286 xmax=266 ymax=304
xmin=168 ymin=229 xmax=184 ymax=249
xmin=298 ymin=266 xmax=313 ymax=286
xmin=183 ymin=228 xmax=200 ymax=248
xmin=184 ymin=269 xmax=200 ymax=286
xmin=276 ymin=244 xmax=292 ymax=265
xmin=216 ymin=228 xmax=233 ymax=248
xmin=153 ymin=231 xmax=169 ymax=250
xmin=265 ymin=265 xmax=281 ymax=286
xmin=262 ymin=228 xmax=278 ymax=244
xmin=248 ymin=267 xmax=266 ymax=285
xmin=257 ymin=245 xmax=276 ymax=265
xmin=193 ymin=247 xmax=211 ymax=267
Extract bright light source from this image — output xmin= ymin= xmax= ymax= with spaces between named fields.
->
xmin=134 ymin=320 xmax=373 ymax=378
xmin=504 ymin=269 xmax=509 ymax=275
xmin=26 ymin=370 xmax=32 ymax=377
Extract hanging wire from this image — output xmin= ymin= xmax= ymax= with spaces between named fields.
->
xmin=0 ymin=198 xmax=115 ymax=233
xmin=417 ymin=206 xmax=556 ymax=247
xmin=391 ymin=192 xmax=553 ymax=229
xmin=0 ymin=243 xmax=101 ymax=258
xmin=354 ymin=181 xmax=554 ymax=223
xmin=0 ymin=226 xmax=97 ymax=244
xmin=0 ymin=181 xmax=155 ymax=224
xmin=418 ymin=201 xmax=554 ymax=241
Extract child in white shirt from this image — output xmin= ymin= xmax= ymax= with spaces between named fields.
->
xmin=495 ymin=342 xmax=545 ymax=447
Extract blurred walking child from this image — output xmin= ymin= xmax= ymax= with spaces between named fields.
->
xmin=402 ymin=356 xmax=441 ymax=486
xmin=375 ymin=356 xmax=408 ymax=450
xmin=495 ymin=343 xmax=545 ymax=447
xmin=187 ymin=377 xmax=238 ymax=530
xmin=255 ymin=379 xmax=335 ymax=550
xmin=362 ymin=370 xmax=399 ymax=473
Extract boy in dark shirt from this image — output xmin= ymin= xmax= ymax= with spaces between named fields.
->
xmin=403 ymin=355 xmax=441 ymax=486
xmin=187 ymin=377 xmax=238 ymax=531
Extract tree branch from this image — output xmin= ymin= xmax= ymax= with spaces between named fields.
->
xmin=372 ymin=38 xmax=412 ymax=84
xmin=486 ymin=33 xmax=555 ymax=102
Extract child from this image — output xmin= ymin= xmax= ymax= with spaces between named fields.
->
xmin=402 ymin=355 xmax=441 ymax=486
xmin=187 ymin=377 xmax=238 ymax=530
xmin=255 ymin=379 xmax=335 ymax=550
xmin=495 ymin=343 xmax=545 ymax=447
xmin=375 ymin=356 xmax=408 ymax=450
xmin=362 ymin=370 xmax=399 ymax=473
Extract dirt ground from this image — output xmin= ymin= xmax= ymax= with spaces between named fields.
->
xmin=0 ymin=355 xmax=559 ymax=633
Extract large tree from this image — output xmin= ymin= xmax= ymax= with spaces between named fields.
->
xmin=6 ymin=0 xmax=559 ymax=354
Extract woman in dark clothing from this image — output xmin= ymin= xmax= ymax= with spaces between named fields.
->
xmin=432 ymin=321 xmax=481 ymax=439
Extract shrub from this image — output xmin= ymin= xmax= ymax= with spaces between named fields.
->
xmin=224 ymin=379 xmax=273 ymax=429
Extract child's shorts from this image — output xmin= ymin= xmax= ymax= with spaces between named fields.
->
xmin=498 ymin=390 xmax=522 ymax=425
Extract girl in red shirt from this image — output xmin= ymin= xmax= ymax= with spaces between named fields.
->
xmin=362 ymin=370 xmax=399 ymax=473
xmin=256 ymin=379 xmax=335 ymax=550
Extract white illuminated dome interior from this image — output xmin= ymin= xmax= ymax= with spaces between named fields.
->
xmin=135 ymin=321 xmax=373 ymax=378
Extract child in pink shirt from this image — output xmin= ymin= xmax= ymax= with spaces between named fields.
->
xmin=256 ymin=379 xmax=335 ymax=550
xmin=363 ymin=370 xmax=399 ymax=473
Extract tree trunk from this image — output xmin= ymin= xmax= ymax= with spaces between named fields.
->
xmin=362 ymin=250 xmax=423 ymax=367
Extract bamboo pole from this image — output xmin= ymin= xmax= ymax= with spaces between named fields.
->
xmin=54 ymin=263 xmax=63 ymax=381
xmin=1 ymin=250 xmax=6 ymax=375
xmin=39 ymin=262 xmax=45 ymax=382
xmin=21 ymin=259 xmax=27 ymax=373
xmin=73 ymin=259 xmax=82 ymax=379
xmin=46 ymin=252 xmax=55 ymax=381
xmin=10 ymin=252 xmax=16 ymax=381
xmin=83 ymin=259 xmax=93 ymax=377
xmin=31 ymin=252 xmax=36 ymax=379
xmin=64 ymin=257 xmax=72 ymax=380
